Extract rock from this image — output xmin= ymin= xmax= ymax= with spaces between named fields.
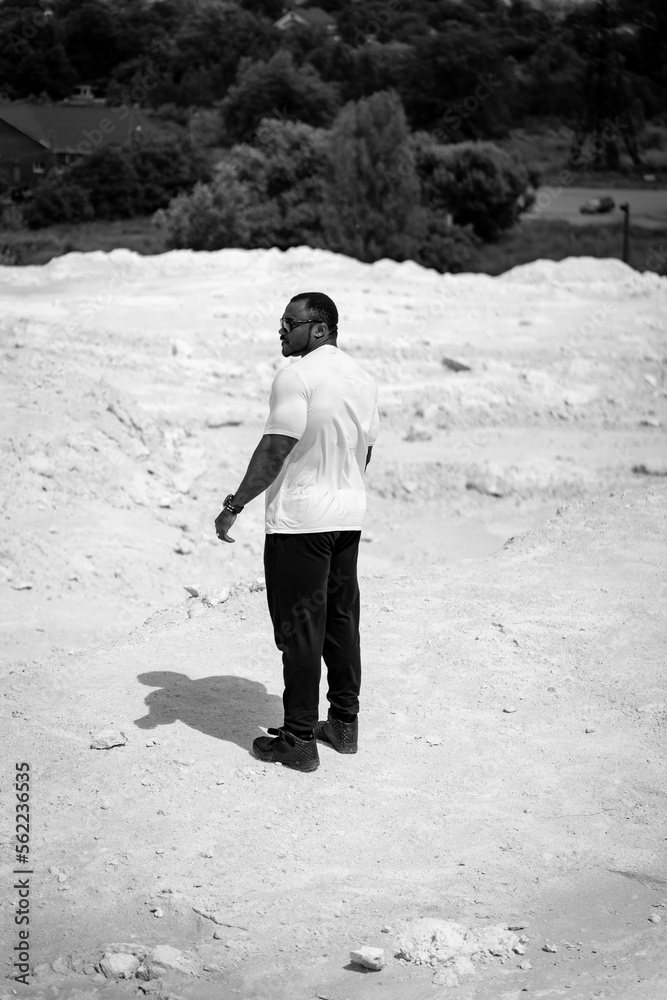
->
xmin=159 ymin=496 xmax=173 ymax=508
xmin=639 ymin=417 xmax=661 ymax=428
xmin=633 ymin=460 xmax=667 ymax=477
xmin=183 ymin=585 xmax=199 ymax=598
xmin=90 ymin=730 xmax=128 ymax=750
xmin=27 ymin=453 xmax=56 ymax=477
xmin=503 ymin=706 xmax=518 ymax=714
xmin=99 ymin=953 xmax=140 ymax=980
xmin=649 ymin=914 xmax=662 ymax=923
xmin=206 ymin=413 xmax=243 ymax=429
xmin=151 ymin=907 xmax=164 ymax=918
xmin=11 ymin=580 xmax=33 ymax=591
xmin=513 ymin=945 xmax=526 ymax=955
xmin=643 ymin=373 xmax=657 ymax=388
xmin=144 ymin=945 xmax=195 ymax=977
xmin=174 ymin=538 xmax=193 ymax=555
xmin=425 ymin=735 xmax=442 ymax=745
xmin=350 ymin=946 xmax=385 ymax=970
xmin=585 ymin=727 xmax=595 ymax=733
xmin=563 ymin=384 xmax=600 ymax=407
xmin=466 ymin=474 xmax=506 ymax=497
xmin=51 ymin=957 xmax=71 ymax=975
xmin=213 ymin=931 xmax=225 ymax=940
xmin=543 ymin=942 xmax=558 ymax=953
xmin=249 ymin=575 xmax=265 ymax=593
xmin=519 ymin=960 xmax=532 ymax=970
xmin=442 ymin=357 xmax=471 ymax=373
xmin=203 ymin=587 xmax=230 ymax=606
xmin=404 ymin=422 xmax=433 ymax=442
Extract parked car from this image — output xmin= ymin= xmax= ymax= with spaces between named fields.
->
xmin=579 ymin=196 xmax=616 ymax=214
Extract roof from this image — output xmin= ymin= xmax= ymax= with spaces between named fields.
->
xmin=275 ymin=6 xmax=337 ymax=29
xmin=0 ymin=104 xmax=142 ymax=153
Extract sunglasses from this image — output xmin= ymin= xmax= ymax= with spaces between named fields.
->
xmin=280 ymin=317 xmax=314 ymax=334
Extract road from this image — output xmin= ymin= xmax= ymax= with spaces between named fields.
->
xmin=526 ymin=185 xmax=667 ymax=228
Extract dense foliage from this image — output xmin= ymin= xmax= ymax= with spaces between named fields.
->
xmin=24 ymin=139 xmax=209 ymax=227
xmin=155 ymin=93 xmax=528 ymax=273
xmin=0 ymin=0 xmax=664 ymax=132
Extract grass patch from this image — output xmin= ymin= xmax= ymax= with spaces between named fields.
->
xmin=0 ymin=217 xmax=166 ymax=265
xmin=500 ymin=122 xmax=667 ymax=187
xmin=471 ymin=219 xmax=667 ymax=275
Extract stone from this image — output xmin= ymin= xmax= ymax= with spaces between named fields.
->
xmin=28 ymin=453 xmax=56 ymax=477
xmin=90 ymin=730 xmax=128 ymax=750
xmin=174 ymin=538 xmax=193 ymax=555
xmin=513 ymin=945 xmax=526 ymax=955
xmin=249 ymin=575 xmax=265 ymax=593
xmin=519 ymin=960 xmax=532 ymax=970
xmin=649 ymin=914 xmax=661 ymax=923
xmin=350 ymin=946 xmax=385 ymax=970
xmin=404 ymin=422 xmax=433 ymax=442
xmin=144 ymin=945 xmax=195 ymax=977
xmin=503 ymin=706 xmax=518 ymax=714
xmin=543 ymin=942 xmax=558 ymax=953
xmin=442 ymin=357 xmax=471 ymax=373
xmin=466 ymin=474 xmax=506 ymax=498
xmin=99 ymin=953 xmax=140 ymax=979
xmin=11 ymin=580 xmax=33 ymax=591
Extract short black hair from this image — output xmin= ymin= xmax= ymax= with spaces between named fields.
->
xmin=291 ymin=292 xmax=338 ymax=336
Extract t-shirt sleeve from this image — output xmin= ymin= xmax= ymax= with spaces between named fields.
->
xmin=263 ymin=366 xmax=308 ymax=440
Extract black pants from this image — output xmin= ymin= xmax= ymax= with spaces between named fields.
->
xmin=263 ymin=530 xmax=362 ymax=737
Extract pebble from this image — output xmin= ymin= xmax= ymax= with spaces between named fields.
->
xmin=150 ymin=907 xmax=164 ymax=918
xmin=503 ymin=706 xmax=518 ymax=714
xmin=649 ymin=914 xmax=661 ymax=923
xmin=543 ymin=943 xmax=558 ymax=953
xmin=11 ymin=580 xmax=33 ymax=590
xmin=519 ymin=960 xmax=532 ymax=970
xmin=513 ymin=945 xmax=526 ymax=955
xmin=350 ymin=946 xmax=385 ymax=970
xmin=174 ymin=538 xmax=193 ymax=555
xmin=585 ymin=727 xmax=595 ymax=733
xmin=90 ymin=730 xmax=128 ymax=750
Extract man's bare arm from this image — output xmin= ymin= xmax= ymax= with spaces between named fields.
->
xmin=215 ymin=434 xmax=297 ymax=544
xmin=232 ymin=433 xmax=298 ymax=506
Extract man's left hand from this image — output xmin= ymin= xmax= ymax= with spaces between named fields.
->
xmin=215 ymin=510 xmax=237 ymax=543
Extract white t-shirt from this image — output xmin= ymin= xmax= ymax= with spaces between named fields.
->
xmin=263 ymin=344 xmax=379 ymax=534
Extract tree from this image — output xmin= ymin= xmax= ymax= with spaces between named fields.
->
xmin=412 ymin=136 xmax=533 ymax=240
xmin=221 ymin=51 xmax=340 ymax=143
xmin=323 ymin=90 xmax=423 ymax=261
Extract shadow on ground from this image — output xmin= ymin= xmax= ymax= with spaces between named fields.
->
xmin=134 ymin=670 xmax=282 ymax=751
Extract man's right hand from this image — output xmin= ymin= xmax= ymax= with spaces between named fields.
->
xmin=215 ymin=510 xmax=237 ymax=543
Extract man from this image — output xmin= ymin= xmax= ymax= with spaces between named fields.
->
xmin=214 ymin=292 xmax=379 ymax=773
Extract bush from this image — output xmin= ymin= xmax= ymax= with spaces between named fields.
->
xmin=323 ymin=90 xmax=423 ymax=261
xmin=129 ymin=140 xmax=211 ymax=214
xmin=156 ymin=118 xmax=329 ymax=252
xmin=412 ymin=137 xmax=533 ymax=240
xmin=414 ymin=215 xmax=480 ymax=273
xmin=24 ymin=176 xmax=95 ymax=229
xmin=221 ymin=51 xmax=340 ymax=143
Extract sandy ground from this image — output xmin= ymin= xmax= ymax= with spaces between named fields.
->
xmin=1 ymin=248 xmax=667 ymax=1000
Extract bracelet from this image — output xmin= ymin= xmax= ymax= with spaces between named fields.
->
xmin=223 ymin=494 xmax=244 ymax=515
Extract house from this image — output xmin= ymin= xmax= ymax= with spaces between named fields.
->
xmin=0 ymin=104 xmax=145 ymax=192
xmin=274 ymin=6 xmax=338 ymax=35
